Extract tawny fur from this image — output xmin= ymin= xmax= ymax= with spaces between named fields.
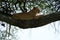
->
xmin=12 ymin=7 xmax=42 ymax=20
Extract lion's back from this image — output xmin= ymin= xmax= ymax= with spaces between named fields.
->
xmin=12 ymin=13 xmax=34 ymax=20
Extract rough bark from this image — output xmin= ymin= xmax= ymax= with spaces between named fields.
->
xmin=0 ymin=12 xmax=60 ymax=29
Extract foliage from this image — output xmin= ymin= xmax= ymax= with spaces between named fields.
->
xmin=0 ymin=22 xmax=18 ymax=40
xmin=0 ymin=0 xmax=60 ymax=15
xmin=0 ymin=0 xmax=60 ymax=40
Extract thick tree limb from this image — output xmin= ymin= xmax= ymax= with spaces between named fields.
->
xmin=0 ymin=12 xmax=60 ymax=29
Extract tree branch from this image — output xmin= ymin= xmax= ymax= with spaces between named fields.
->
xmin=0 ymin=12 xmax=60 ymax=29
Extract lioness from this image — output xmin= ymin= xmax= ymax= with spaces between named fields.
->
xmin=12 ymin=7 xmax=42 ymax=20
